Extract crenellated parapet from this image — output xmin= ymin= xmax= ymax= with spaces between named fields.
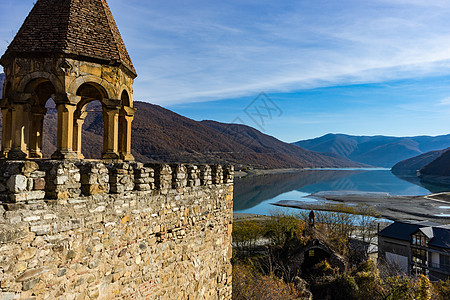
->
xmin=0 ymin=159 xmax=234 ymax=299
xmin=0 ymin=160 xmax=234 ymax=203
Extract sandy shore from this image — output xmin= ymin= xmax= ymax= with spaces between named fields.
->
xmin=273 ymin=191 xmax=450 ymax=224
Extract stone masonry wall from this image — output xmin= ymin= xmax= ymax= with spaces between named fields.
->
xmin=0 ymin=160 xmax=234 ymax=299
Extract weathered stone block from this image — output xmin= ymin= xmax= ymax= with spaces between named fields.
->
xmin=135 ymin=184 xmax=151 ymax=191
xmin=17 ymin=248 xmax=37 ymax=261
xmin=26 ymin=178 xmax=33 ymax=191
xmin=16 ymin=267 xmax=49 ymax=282
xmin=21 ymin=161 xmax=39 ymax=174
xmin=1 ymin=292 xmax=17 ymax=300
xmin=55 ymin=175 xmax=68 ymax=185
xmin=82 ymin=184 xmax=109 ymax=196
xmin=33 ymin=178 xmax=45 ymax=190
xmin=30 ymin=171 xmax=45 ymax=178
xmin=6 ymin=175 xmax=27 ymax=193
xmin=30 ymin=225 xmax=51 ymax=235
xmin=0 ymin=224 xmax=27 ymax=244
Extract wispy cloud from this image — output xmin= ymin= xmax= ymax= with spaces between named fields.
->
xmin=2 ymin=0 xmax=450 ymax=105
xmin=438 ymin=97 xmax=450 ymax=106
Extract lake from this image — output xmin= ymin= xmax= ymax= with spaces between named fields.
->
xmin=233 ymin=168 xmax=450 ymax=215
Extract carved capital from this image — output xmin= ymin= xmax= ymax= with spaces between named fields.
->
xmin=120 ymin=106 xmax=137 ymax=117
xmin=74 ymin=110 xmax=88 ymax=120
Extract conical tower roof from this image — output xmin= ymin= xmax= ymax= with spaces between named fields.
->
xmin=1 ymin=0 xmax=136 ymax=76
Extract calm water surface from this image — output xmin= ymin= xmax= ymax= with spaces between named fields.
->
xmin=233 ymin=169 xmax=450 ymax=216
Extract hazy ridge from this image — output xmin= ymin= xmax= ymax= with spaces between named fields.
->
xmin=294 ymin=133 xmax=450 ymax=167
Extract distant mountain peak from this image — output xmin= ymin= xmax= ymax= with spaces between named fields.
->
xmin=294 ymin=133 xmax=450 ymax=167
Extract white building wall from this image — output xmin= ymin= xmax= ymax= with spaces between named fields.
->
xmin=386 ymin=252 xmax=408 ymax=273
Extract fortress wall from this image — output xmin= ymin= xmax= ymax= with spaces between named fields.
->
xmin=0 ymin=160 xmax=233 ymax=299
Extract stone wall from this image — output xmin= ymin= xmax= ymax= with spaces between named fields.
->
xmin=0 ymin=160 xmax=234 ymax=299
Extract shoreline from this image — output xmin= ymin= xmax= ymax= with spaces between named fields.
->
xmin=235 ymin=167 xmax=386 ymax=178
xmin=234 ymin=168 xmax=305 ymax=177
xmin=272 ymin=191 xmax=450 ymax=225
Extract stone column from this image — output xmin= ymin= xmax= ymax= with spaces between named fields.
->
xmin=1 ymin=106 xmax=13 ymax=157
xmin=29 ymin=110 xmax=46 ymax=158
xmin=102 ymin=99 xmax=121 ymax=160
xmin=119 ymin=106 xmax=136 ymax=161
xmin=8 ymin=103 xmax=30 ymax=159
xmin=51 ymin=103 xmax=77 ymax=159
xmin=73 ymin=111 xmax=87 ymax=159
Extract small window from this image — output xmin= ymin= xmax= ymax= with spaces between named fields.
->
xmin=412 ymin=248 xmax=427 ymax=265
xmin=412 ymin=233 xmax=427 ymax=247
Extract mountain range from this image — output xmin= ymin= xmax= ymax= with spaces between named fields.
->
xmin=91 ymin=102 xmax=368 ymax=168
xmin=0 ymin=74 xmax=363 ymax=169
xmin=293 ymin=133 xmax=450 ymax=167
xmin=2 ymin=73 xmax=450 ymax=175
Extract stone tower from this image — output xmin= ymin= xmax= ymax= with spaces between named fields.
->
xmin=0 ymin=0 xmax=137 ymax=160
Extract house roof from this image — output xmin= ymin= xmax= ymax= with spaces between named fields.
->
xmin=379 ymin=220 xmax=450 ymax=249
xmin=429 ymin=226 xmax=450 ymax=249
xmin=378 ymin=220 xmax=439 ymax=241
xmin=0 ymin=0 xmax=136 ymax=76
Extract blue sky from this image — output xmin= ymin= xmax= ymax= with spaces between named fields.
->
xmin=2 ymin=0 xmax=450 ymax=141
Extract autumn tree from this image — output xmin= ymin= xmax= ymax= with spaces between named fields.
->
xmin=232 ymin=219 xmax=264 ymax=254
xmin=232 ymin=263 xmax=302 ymax=300
xmin=433 ymin=278 xmax=450 ymax=300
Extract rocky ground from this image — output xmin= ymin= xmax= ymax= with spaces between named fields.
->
xmin=273 ymin=191 xmax=450 ymax=225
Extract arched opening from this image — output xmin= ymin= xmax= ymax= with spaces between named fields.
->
xmin=25 ymin=79 xmax=56 ymax=158
xmin=79 ymin=100 xmax=104 ymax=159
xmin=42 ymin=98 xmax=57 ymax=157
xmin=73 ymin=83 xmax=108 ymax=159
xmin=118 ymin=89 xmax=135 ymax=161
xmin=121 ymin=90 xmax=130 ymax=107
xmin=76 ymin=82 xmax=108 ymax=101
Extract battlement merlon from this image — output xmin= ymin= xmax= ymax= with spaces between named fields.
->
xmin=0 ymin=160 xmax=234 ymax=203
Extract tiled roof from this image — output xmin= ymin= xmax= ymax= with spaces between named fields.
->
xmin=1 ymin=0 xmax=136 ymax=76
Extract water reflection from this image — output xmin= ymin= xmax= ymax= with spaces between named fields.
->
xmin=233 ymin=169 xmax=450 ymax=215
xmin=394 ymin=174 xmax=450 ymax=194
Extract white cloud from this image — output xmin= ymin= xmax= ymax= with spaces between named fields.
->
xmin=3 ymin=0 xmax=450 ymax=105
xmin=438 ymin=97 xmax=450 ymax=106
